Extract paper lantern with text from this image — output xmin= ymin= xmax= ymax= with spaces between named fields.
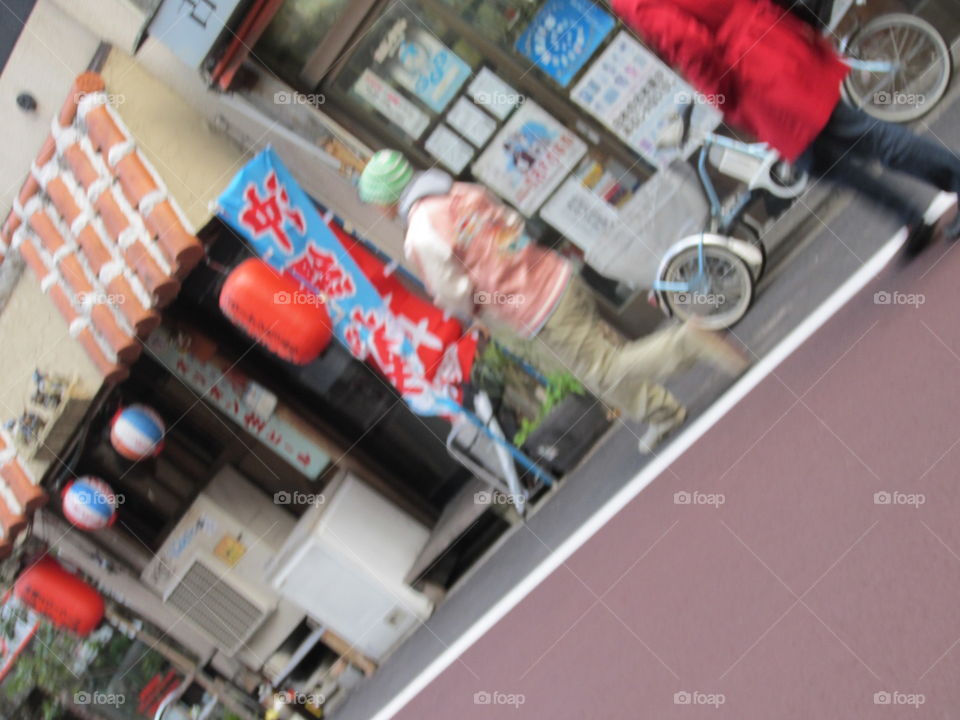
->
xmin=14 ymin=557 xmax=104 ymax=635
xmin=61 ymin=476 xmax=119 ymax=530
xmin=219 ymin=258 xmax=333 ymax=365
xmin=110 ymin=404 xmax=165 ymax=460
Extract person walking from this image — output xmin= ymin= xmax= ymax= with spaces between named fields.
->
xmin=612 ymin=0 xmax=960 ymax=255
xmin=358 ymin=150 xmax=748 ymax=453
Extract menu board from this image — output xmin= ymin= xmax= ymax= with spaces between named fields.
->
xmin=571 ymin=32 xmax=722 ymax=168
xmin=542 ymin=163 xmax=709 ymax=287
xmin=516 ymin=0 xmax=615 ymax=87
xmin=425 ymin=124 xmax=475 ymax=174
xmin=472 ymin=102 xmax=586 ymax=216
xmin=468 ymin=67 xmax=523 ymax=120
xmin=447 ymin=97 xmax=497 ymax=147
xmin=353 ymin=69 xmax=430 ymax=140
xmin=384 ymin=24 xmax=472 ymax=113
xmin=540 ymin=178 xmax=619 ymax=254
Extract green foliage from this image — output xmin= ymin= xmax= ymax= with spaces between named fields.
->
xmin=513 ymin=372 xmax=584 ymax=447
xmin=0 ymin=607 xmax=89 ymax=720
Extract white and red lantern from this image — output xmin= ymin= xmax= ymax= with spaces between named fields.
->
xmin=61 ymin=476 xmax=119 ymax=530
xmin=110 ymin=404 xmax=165 ymax=460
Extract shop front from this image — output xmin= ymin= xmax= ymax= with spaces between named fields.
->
xmin=145 ymin=0 xmax=722 ymax=320
xmin=245 ymin=0 xmax=722 ymax=312
xmin=0 ymin=40 xmax=504 ymax=716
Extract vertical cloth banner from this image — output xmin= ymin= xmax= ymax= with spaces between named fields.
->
xmin=217 ymin=148 xmax=476 ymax=417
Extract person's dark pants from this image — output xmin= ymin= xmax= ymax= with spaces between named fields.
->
xmin=797 ymin=100 xmax=960 ymax=227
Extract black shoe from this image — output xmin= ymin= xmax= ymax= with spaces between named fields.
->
xmin=903 ymin=222 xmax=936 ymax=259
xmin=944 ymin=210 xmax=960 ymax=241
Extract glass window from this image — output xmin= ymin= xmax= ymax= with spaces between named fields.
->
xmin=256 ymin=0 xmax=352 ymax=84
xmin=328 ymin=2 xmax=481 ymax=143
xmin=436 ymin=0 xmax=541 ymax=48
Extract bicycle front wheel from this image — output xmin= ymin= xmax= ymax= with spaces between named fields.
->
xmin=844 ymin=13 xmax=951 ymax=123
xmin=660 ymin=245 xmax=754 ymax=330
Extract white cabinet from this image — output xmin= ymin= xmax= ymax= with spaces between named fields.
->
xmin=268 ymin=473 xmax=433 ymax=662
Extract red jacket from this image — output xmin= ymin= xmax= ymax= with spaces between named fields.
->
xmin=612 ymin=0 xmax=850 ymax=161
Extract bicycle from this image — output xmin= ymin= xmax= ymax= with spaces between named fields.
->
xmin=830 ymin=0 xmax=952 ymax=123
xmin=647 ymin=104 xmax=807 ymax=329
xmin=644 ymin=1 xmax=953 ymax=328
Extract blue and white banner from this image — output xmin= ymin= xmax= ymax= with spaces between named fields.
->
xmin=217 ymin=148 xmax=470 ymax=418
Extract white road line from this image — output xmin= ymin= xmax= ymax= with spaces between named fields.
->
xmin=371 ymin=192 xmax=956 ymax=720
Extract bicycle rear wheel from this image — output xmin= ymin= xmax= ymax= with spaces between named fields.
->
xmin=843 ymin=13 xmax=951 ymax=123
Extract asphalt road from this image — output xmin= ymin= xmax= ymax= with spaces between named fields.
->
xmin=395 ymin=205 xmax=960 ymax=718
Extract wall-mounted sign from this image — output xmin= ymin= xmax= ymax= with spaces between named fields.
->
xmin=382 ymin=24 xmax=472 ymax=113
xmin=147 ymin=327 xmax=331 ymax=479
xmin=571 ymin=32 xmax=722 ymax=169
xmin=148 ymin=0 xmax=245 ymax=68
xmin=468 ymin=68 xmax=523 ymax=121
xmin=541 ymin=178 xmax=619 ymax=254
xmin=472 ymin=102 xmax=586 ymax=216
xmin=516 ymin=0 xmax=615 ymax=87
xmin=446 ymin=98 xmax=497 ymax=147
xmin=353 ymin=69 xmax=430 ymax=140
xmin=425 ymin=124 xmax=475 ymax=174
xmin=0 ymin=597 xmax=39 ymax=683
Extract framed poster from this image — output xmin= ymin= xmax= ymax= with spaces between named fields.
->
xmin=571 ymin=31 xmax=722 ymax=168
xmin=353 ymin=68 xmax=430 ymax=139
xmin=472 ymin=102 xmax=587 ymax=216
xmin=515 ymin=0 xmax=615 ymax=87
xmin=468 ymin=67 xmax=523 ymax=120
xmin=446 ymin=97 xmax=497 ymax=147
xmin=378 ymin=19 xmax=472 ymax=113
xmin=425 ymin=124 xmax=475 ymax=174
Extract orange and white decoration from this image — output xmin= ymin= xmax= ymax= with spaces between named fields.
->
xmin=0 ymin=428 xmax=47 ymax=559
xmin=0 ymin=71 xmax=205 ymax=384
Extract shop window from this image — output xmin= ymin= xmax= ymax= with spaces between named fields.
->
xmin=255 ymin=0 xmax=352 ymax=85
xmin=325 ymin=3 xmax=481 ymax=149
xmin=249 ymin=0 xmax=719 ymax=314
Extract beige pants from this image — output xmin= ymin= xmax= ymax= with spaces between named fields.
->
xmin=512 ymin=277 xmax=705 ymax=424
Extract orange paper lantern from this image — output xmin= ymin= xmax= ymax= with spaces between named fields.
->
xmin=14 ymin=557 xmax=104 ymax=636
xmin=220 ymin=258 xmax=333 ymax=365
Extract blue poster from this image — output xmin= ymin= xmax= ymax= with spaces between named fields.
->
xmin=515 ymin=0 xmax=615 ymax=87
xmin=388 ymin=27 xmax=472 ymax=113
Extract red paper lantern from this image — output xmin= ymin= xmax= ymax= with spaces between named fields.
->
xmin=14 ymin=557 xmax=104 ymax=636
xmin=219 ymin=258 xmax=333 ymax=365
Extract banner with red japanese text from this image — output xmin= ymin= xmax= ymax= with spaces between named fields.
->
xmin=217 ymin=148 xmax=476 ymax=417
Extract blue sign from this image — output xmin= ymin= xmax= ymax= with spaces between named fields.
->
xmin=217 ymin=148 xmax=465 ymax=418
xmin=516 ymin=0 xmax=615 ymax=87
xmin=217 ymin=148 xmax=387 ymax=339
xmin=389 ymin=27 xmax=472 ymax=113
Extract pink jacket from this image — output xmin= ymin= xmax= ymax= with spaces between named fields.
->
xmin=404 ymin=179 xmax=572 ymax=338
